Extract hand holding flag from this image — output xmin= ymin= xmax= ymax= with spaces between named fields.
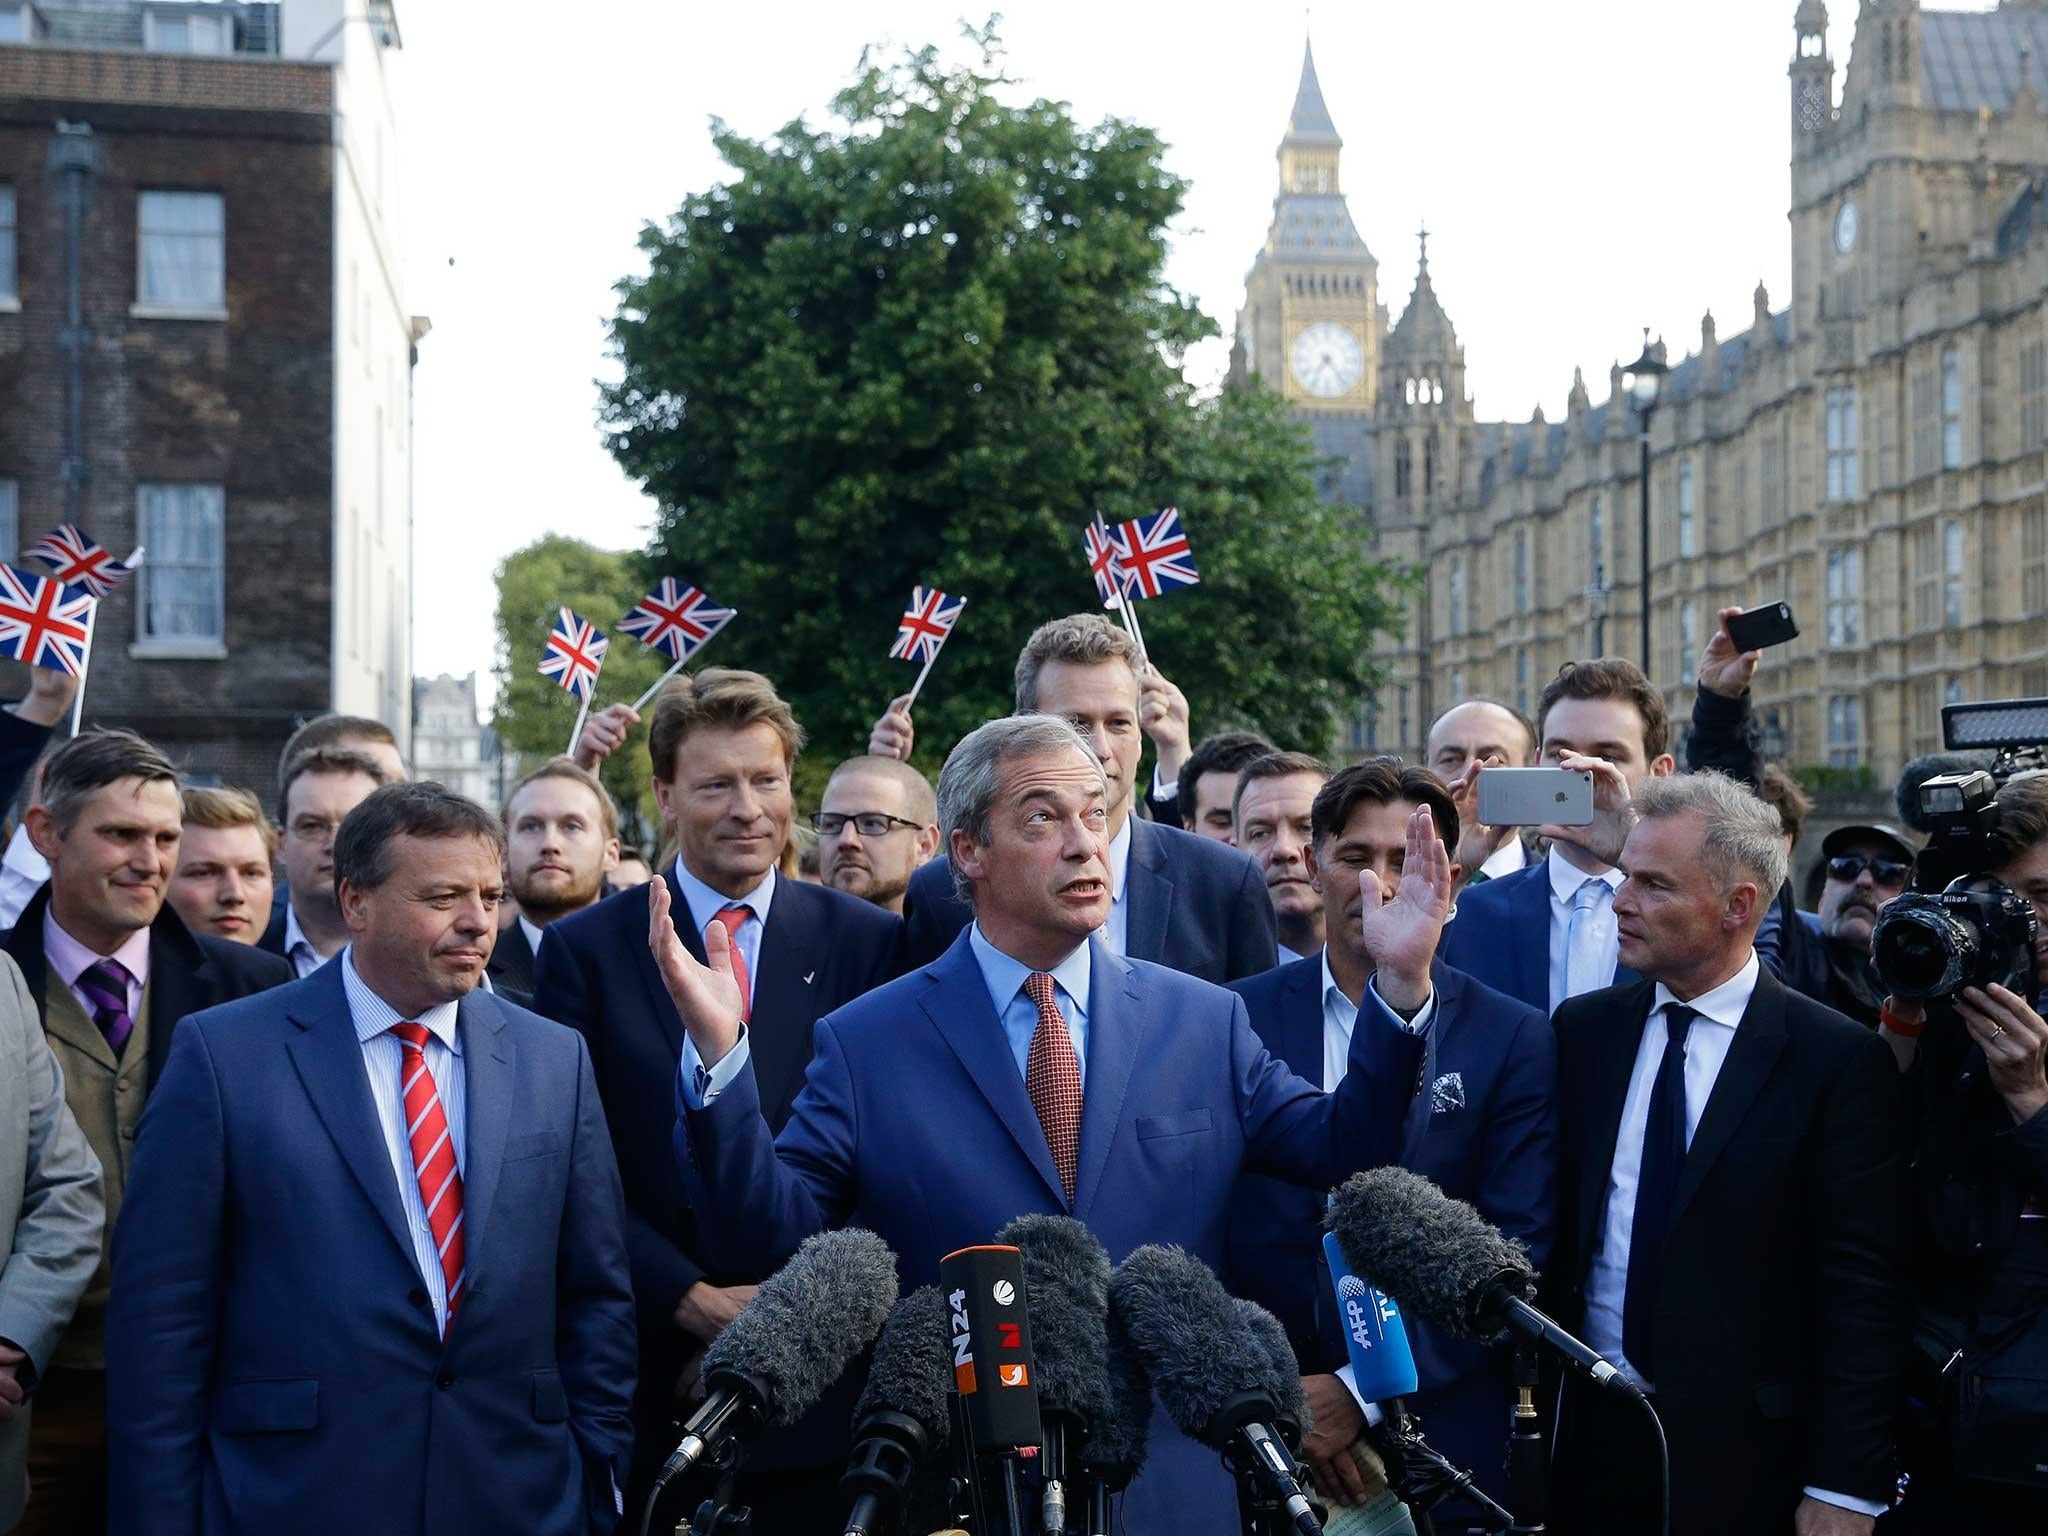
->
xmin=890 ymin=584 xmax=965 ymax=711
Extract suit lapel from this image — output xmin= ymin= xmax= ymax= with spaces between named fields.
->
xmin=919 ymin=938 xmax=1067 ymax=1207
xmin=750 ymin=880 xmax=820 ymax=1116
xmin=632 ymin=871 xmax=701 ymax=1059
xmin=455 ymin=990 xmax=514 ymax=1294
xmin=1073 ymin=943 xmax=1142 ymax=1219
xmin=1122 ymin=819 xmax=1172 ymax=966
xmin=283 ymin=965 xmax=419 ymax=1271
xmin=144 ymin=908 xmax=210 ymax=1090
xmin=1575 ymin=980 xmax=1658 ymax=1265
xmin=1277 ymin=961 xmax=1325 ymax=1081
xmin=1512 ymin=867 xmax=1553 ymax=1007
xmin=3 ymin=885 xmax=51 ymax=1016
xmin=1668 ymin=968 xmax=1788 ymax=1232
xmin=1402 ymin=961 xmax=1464 ymax=1160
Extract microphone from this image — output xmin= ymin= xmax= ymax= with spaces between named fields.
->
xmin=1321 ymin=1230 xmax=1418 ymax=1403
xmin=1326 ymin=1167 xmax=1644 ymax=1401
xmin=994 ymin=1217 xmax=1114 ymax=1536
xmin=842 ymin=1288 xmax=952 ymax=1536
xmin=651 ymin=1229 xmax=900 ymax=1496
xmin=940 ymin=1243 xmax=1044 ymax=1536
xmin=1078 ymin=1299 xmax=1152 ymax=1498
xmin=1111 ymin=1245 xmax=1325 ymax=1536
xmin=1896 ymin=751 xmax=1995 ymax=833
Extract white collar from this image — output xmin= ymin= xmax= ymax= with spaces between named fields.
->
xmin=1318 ymin=947 xmax=1357 ymax=1022
xmin=1105 ymin=813 xmax=1133 ymax=902
xmin=517 ymin=914 xmax=548 ymax=957
xmin=340 ymin=946 xmax=462 ymax=1050
xmin=283 ymin=900 xmax=319 ymax=959
xmin=1478 ymin=835 xmax=1528 ymax=882
xmin=1650 ymin=949 xmax=1762 ymax=1030
xmin=672 ymin=856 xmax=776 ymax=935
xmin=1547 ymin=846 xmax=1624 ymax=905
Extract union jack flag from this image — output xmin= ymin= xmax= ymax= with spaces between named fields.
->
xmin=0 ymin=564 xmax=95 ymax=676
xmin=538 ymin=607 xmax=608 ymax=702
xmin=23 ymin=524 xmax=131 ymax=599
xmin=1112 ymin=506 xmax=1201 ymax=600
xmin=890 ymin=586 xmax=965 ymax=664
xmin=619 ymin=578 xmax=735 ymax=663
xmin=1084 ymin=515 xmax=1129 ymax=608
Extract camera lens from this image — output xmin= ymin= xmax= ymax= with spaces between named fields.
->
xmin=1871 ymin=906 xmax=1969 ymax=999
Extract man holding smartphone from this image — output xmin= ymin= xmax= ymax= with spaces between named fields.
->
xmin=1441 ymin=659 xmax=1673 ymax=1014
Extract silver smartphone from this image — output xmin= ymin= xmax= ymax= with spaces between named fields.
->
xmin=1476 ymin=767 xmax=1595 ymax=827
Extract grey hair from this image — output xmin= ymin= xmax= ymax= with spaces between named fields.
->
xmin=1631 ymin=771 xmax=1790 ymax=918
xmin=938 ymin=714 xmax=1107 ymax=905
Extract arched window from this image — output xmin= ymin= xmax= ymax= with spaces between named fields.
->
xmin=1395 ymin=440 xmax=1413 ymax=498
xmin=1425 ymin=431 xmax=1439 ymax=496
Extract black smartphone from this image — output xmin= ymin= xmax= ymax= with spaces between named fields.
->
xmin=1724 ymin=601 xmax=1800 ymax=653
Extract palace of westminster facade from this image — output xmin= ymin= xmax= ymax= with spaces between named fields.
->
xmin=1230 ymin=1 xmax=2048 ymax=783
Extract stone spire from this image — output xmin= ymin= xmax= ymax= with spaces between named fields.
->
xmin=1287 ymin=38 xmax=1342 ymax=147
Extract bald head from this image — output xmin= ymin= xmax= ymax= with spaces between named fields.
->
xmin=817 ymin=755 xmax=941 ymax=913
xmin=825 ymin=755 xmax=937 ymax=825
xmin=1426 ymin=699 xmax=1537 ymax=780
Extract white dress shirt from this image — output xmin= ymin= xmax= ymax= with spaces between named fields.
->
xmin=1580 ymin=950 xmax=1879 ymax=1518
xmin=340 ymin=947 xmax=466 ymax=1335
xmin=282 ymin=902 xmax=333 ymax=980
xmin=1476 ymin=834 xmax=1528 ymax=883
xmin=517 ymin=915 xmax=548 ymax=962
xmin=0 ymin=825 xmax=49 ymax=930
xmin=1545 ymin=850 xmax=1625 ymax=1014
xmin=1099 ymin=815 xmax=1133 ymax=958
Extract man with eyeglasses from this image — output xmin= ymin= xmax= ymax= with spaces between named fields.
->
xmin=1813 ymin=823 xmax=1917 ymax=1029
xmin=260 ymin=747 xmax=393 ymax=977
xmin=813 ymin=756 xmax=940 ymax=916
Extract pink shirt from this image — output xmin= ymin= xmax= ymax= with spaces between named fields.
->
xmin=42 ymin=909 xmax=152 ymax=1022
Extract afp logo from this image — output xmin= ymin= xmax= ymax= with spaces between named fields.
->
xmin=1336 ymin=1275 xmax=1367 ymax=1301
xmin=949 ymin=1287 xmax=976 ymax=1395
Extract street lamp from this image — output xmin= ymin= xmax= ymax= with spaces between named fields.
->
xmin=1623 ymin=329 xmax=1668 ymax=675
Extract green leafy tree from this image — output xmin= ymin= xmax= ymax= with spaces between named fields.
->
xmin=492 ymin=535 xmax=662 ymax=848
xmin=602 ymin=24 xmax=1398 ymax=776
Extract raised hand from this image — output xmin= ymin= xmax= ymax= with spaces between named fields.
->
xmin=1447 ymin=756 xmax=1507 ymax=876
xmin=1359 ymin=805 xmax=1452 ymax=1013
xmin=1958 ymin=983 xmax=2048 ymax=1125
xmin=573 ymin=702 xmax=641 ymax=770
xmin=647 ymin=876 xmax=745 ymax=1066
xmin=1540 ymin=754 xmax=1636 ymax=868
xmin=1138 ymin=665 xmax=1192 ymax=787
xmin=10 ymin=667 xmax=80 ymax=729
xmin=868 ymin=693 xmax=915 ymax=761
xmin=1697 ymin=606 xmax=1762 ymax=700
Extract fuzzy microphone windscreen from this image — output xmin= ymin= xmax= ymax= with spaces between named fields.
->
xmin=995 ymin=1215 xmax=1114 ymax=1429
xmin=1324 ymin=1167 xmax=1535 ymax=1342
xmin=1109 ymin=1244 xmax=1297 ymax=1447
xmin=854 ymin=1286 xmax=952 ymax=1444
xmin=1230 ymin=1296 xmax=1311 ymax=1439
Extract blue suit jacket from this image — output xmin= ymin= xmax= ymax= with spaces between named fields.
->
xmin=105 ymin=963 xmax=637 ymax=1536
xmin=900 ymin=814 xmax=1277 ymax=983
xmin=1223 ymin=956 xmax=1558 ymax=1502
xmin=1439 ymin=858 xmax=1640 ymax=1013
xmin=673 ymin=928 xmax=1422 ymax=1534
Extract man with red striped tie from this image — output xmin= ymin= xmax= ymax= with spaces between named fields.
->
xmin=105 ymin=783 xmax=636 ymax=1536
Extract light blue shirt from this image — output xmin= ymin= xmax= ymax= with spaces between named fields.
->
xmin=341 ymin=948 xmax=466 ymax=1334
xmin=282 ymin=901 xmax=332 ymax=980
xmin=968 ymin=923 xmax=1091 ymax=1083
xmin=1546 ymin=849 xmax=1624 ymax=1014
xmin=672 ymin=856 xmax=775 ymax=988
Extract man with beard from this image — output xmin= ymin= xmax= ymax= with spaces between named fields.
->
xmin=492 ymin=759 xmax=621 ymax=996
xmin=811 ymin=755 xmax=940 ymax=916
xmin=1811 ymin=823 xmax=1915 ymax=1030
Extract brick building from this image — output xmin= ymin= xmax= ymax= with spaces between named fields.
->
xmin=1232 ymin=3 xmax=2048 ymax=787
xmin=0 ymin=0 xmax=419 ymax=790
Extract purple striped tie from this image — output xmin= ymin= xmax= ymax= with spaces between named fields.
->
xmin=77 ymin=959 xmax=134 ymax=1058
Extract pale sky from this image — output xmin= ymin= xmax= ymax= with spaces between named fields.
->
xmin=398 ymin=0 xmax=1953 ymax=708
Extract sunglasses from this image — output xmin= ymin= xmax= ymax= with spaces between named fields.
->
xmin=1827 ymin=854 xmax=1910 ymax=887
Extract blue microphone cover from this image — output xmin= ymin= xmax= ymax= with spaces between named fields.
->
xmin=1323 ymin=1229 xmax=1418 ymax=1401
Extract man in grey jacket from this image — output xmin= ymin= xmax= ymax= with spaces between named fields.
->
xmin=0 ymin=950 xmax=102 ymax=1532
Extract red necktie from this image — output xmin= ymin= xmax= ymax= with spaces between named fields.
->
xmin=391 ymin=1022 xmax=465 ymax=1332
xmin=1023 ymin=972 xmax=1083 ymax=1202
xmin=711 ymin=906 xmax=752 ymax=1022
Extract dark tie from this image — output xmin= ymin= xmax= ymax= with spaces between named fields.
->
xmin=1623 ymin=1001 xmax=1696 ymax=1381
xmin=77 ymin=958 xmax=135 ymax=1058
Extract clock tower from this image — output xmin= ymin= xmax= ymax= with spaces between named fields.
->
xmin=1229 ymin=38 xmax=1381 ymax=416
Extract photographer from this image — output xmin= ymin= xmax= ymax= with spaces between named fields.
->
xmin=1879 ymin=772 xmax=2048 ymax=1528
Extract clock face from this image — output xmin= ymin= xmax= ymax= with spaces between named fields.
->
xmin=1834 ymin=200 xmax=1858 ymax=256
xmin=1290 ymin=322 xmax=1365 ymax=399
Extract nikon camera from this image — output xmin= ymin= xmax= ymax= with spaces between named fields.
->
xmin=1870 ymin=768 xmax=2039 ymax=1002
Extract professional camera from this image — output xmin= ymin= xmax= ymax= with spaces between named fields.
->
xmin=1875 ymin=704 xmax=2048 ymax=1003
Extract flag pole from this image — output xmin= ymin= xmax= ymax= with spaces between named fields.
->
xmin=66 ymin=545 xmax=144 ymax=737
xmin=902 ymin=645 xmax=943 ymax=710
xmin=567 ymin=690 xmax=595 ymax=758
xmin=1117 ymin=589 xmax=1150 ymax=672
xmin=630 ymin=656 xmax=688 ymax=714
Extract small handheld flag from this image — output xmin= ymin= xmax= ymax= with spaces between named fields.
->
xmin=621 ymin=578 xmax=737 ymax=713
xmin=24 ymin=524 xmax=133 ymax=599
xmin=0 ymin=564 xmax=94 ymax=677
xmin=1113 ymin=506 xmax=1200 ymax=600
xmin=540 ymin=608 xmax=609 ymax=701
xmin=1084 ymin=515 xmax=1127 ymax=609
xmin=890 ymin=585 xmax=965 ymax=709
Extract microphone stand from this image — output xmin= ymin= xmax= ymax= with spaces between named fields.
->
xmin=1502 ymin=1345 xmax=1550 ymax=1534
xmin=1375 ymin=1398 xmax=1517 ymax=1536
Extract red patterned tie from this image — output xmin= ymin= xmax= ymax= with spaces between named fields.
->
xmin=391 ymin=1022 xmax=465 ymax=1331
xmin=1023 ymin=972 xmax=1083 ymax=1202
xmin=711 ymin=905 xmax=753 ymax=1022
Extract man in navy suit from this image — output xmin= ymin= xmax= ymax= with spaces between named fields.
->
xmin=1441 ymin=658 xmax=1675 ymax=1014
xmin=1226 ymin=759 xmax=1557 ymax=1517
xmin=532 ymin=668 xmax=899 ymax=1522
xmin=658 ymin=714 xmax=1442 ymax=1534
xmin=106 ymin=782 xmax=636 ymax=1536
xmin=874 ymin=614 xmax=1277 ymax=982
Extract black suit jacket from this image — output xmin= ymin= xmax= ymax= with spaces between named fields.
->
xmin=2 ymin=883 xmax=293 ymax=1088
xmin=1548 ymin=966 xmax=1906 ymax=1531
xmin=256 ymin=892 xmax=289 ymax=961
xmin=530 ymin=870 xmax=900 ymax=1424
xmin=487 ymin=917 xmax=536 ymax=995
xmin=900 ymin=814 xmax=1277 ymax=983
xmin=0 ymin=709 xmax=51 ymax=819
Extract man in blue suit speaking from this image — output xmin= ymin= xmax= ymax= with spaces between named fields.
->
xmin=106 ymin=784 xmax=636 ymax=1536
xmin=659 ymin=714 xmax=1446 ymax=1532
